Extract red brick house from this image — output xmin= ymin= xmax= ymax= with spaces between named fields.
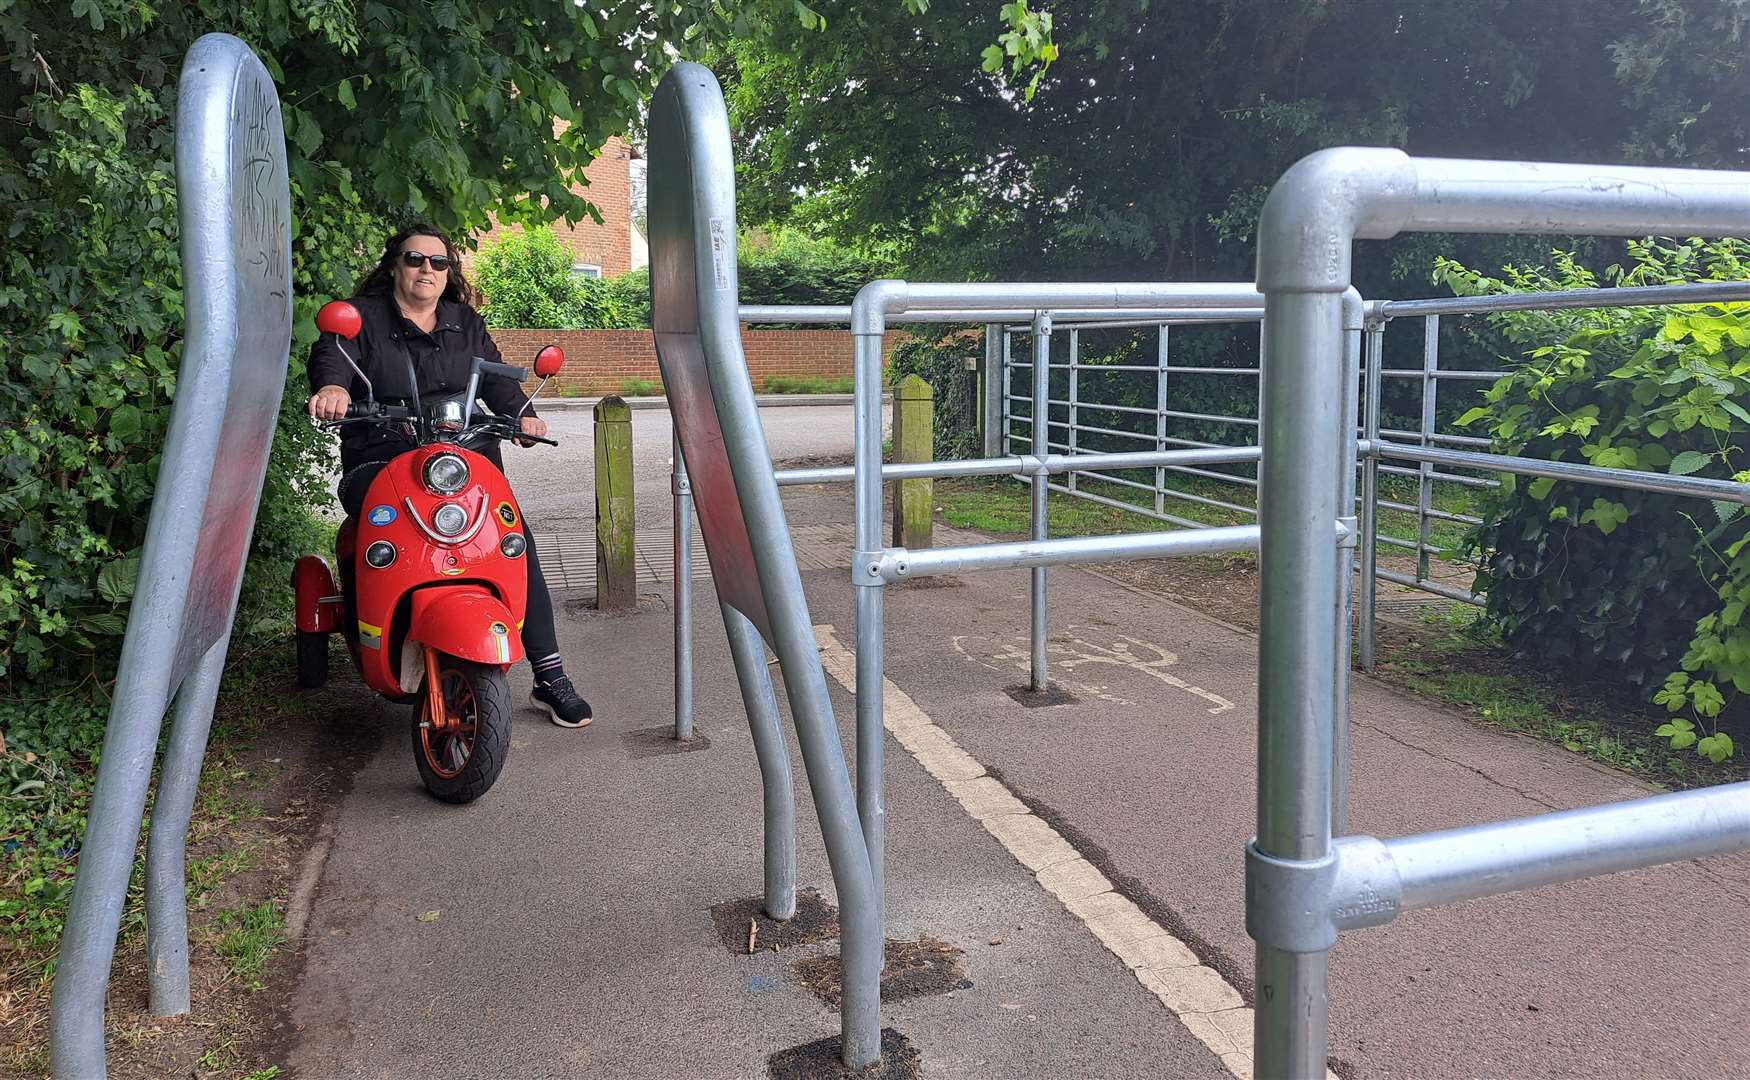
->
xmin=475 ymin=132 xmax=636 ymax=279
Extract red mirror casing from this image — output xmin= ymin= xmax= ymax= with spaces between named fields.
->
xmin=316 ymin=300 xmax=363 ymax=340
xmin=533 ymin=345 xmax=565 ymax=379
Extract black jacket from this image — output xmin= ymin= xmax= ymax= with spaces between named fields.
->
xmin=307 ymin=292 xmax=536 ymax=471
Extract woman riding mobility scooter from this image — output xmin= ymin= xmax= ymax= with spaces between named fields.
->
xmin=292 ymin=300 xmax=564 ymax=803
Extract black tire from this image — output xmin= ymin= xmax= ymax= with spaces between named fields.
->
xmin=296 ymin=631 xmax=329 ymax=689
xmin=411 ymin=657 xmax=512 ymax=804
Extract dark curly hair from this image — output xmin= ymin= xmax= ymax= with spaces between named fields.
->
xmin=355 ymin=222 xmax=481 ymax=307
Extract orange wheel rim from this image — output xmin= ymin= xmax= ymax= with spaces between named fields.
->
xmin=420 ymin=664 xmax=479 ymax=780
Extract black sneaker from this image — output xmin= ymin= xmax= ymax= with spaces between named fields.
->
xmin=532 ymin=675 xmax=593 ymax=728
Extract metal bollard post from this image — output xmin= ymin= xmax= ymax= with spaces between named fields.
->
xmin=1030 ymin=311 xmax=1052 ymax=691
xmin=672 ymin=423 xmax=694 ymax=741
xmin=594 ymin=395 xmax=636 ymax=611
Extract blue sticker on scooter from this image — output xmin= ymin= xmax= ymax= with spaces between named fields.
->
xmin=367 ymin=504 xmax=396 ymax=526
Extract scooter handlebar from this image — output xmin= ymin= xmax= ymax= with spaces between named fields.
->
xmin=475 ymin=360 xmax=528 ymax=382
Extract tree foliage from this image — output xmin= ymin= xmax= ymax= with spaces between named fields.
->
xmin=722 ymin=0 xmax=1747 ymax=286
xmin=1450 ymin=238 xmax=1750 ymax=762
xmin=0 ymin=0 xmax=945 ymax=690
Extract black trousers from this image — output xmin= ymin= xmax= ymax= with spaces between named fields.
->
xmin=337 ymin=462 xmax=560 ymax=663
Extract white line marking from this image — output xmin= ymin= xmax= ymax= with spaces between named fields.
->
xmin=813 ymin=625 xmax=1325 ymax=1080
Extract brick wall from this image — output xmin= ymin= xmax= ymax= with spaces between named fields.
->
xmin=475 ymin=132 xmax=633 ymax=278
xmin=490 ymin=328 xmax=905 ymax=397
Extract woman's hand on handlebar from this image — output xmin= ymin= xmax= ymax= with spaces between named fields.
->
xmin=515 ymin=415 xmax=548 ymax=446
xmin=309 ymin=385 xmax=351 ymax=420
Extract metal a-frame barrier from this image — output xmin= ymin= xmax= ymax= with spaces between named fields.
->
xmin=653 ymin=65 xmax=1750 ymax=1076
xmin=647 ymin=63 xmax=879 ymax=1064
xmin=49 ymin=34 xmax=294 ymax=1079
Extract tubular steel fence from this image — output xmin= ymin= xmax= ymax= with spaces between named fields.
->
xmin=993 ymin=280 xmax=1750 ymax=672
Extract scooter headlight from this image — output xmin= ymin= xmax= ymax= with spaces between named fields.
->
xmin=432 ymin=503 xmax=469 ymax=537
xmin=423 ymin=452 xmax=469 ymax=495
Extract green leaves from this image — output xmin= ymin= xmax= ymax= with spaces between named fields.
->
xmin=1697 ymin=732 xmax=1735 ymax=764
xmin=106 ymin=404 xmax=141 ymax=440
xmin=990 ymin=1 xmax=1058 ymax=100
xmin=1578 ymin=498 xmax=1630 ymax=535
xmin=1668 ymin=449 xmax=1711 ymax=476
xmin=474 ymin=226 xmax=637 ymax=331
xmin=95 ymin=557 xmax=138 ymax=604
xmin=1453 ymin=239 xmax=1750 ymax=763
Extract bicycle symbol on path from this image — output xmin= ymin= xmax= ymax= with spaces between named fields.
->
xmin=951 ymin=627 xmax=1235 ymax=715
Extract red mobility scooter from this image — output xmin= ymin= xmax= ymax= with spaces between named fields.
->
xmin=292 ymin=300 xmax=563 ymax=803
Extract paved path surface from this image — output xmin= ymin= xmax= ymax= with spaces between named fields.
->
xmin=285 ymin=420 xmax=1750 ymax=1078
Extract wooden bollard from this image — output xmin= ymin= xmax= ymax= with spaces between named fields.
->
xmin=891 ymin=373 xmax=934 ymax=549
xmin=594 ymin=395 xmax=637 ymax=610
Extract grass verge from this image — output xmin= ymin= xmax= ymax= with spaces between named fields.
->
xmin=0 ymin=636 xmax=323 ymax=1078
xmin=763 ymin=375 xmax=856 ymax=395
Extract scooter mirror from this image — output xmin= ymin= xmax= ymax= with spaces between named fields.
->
xmin=316 ymin=301 xmax=363 ymax=340
xmin=533 ymin=345 xmax=565 ymax=379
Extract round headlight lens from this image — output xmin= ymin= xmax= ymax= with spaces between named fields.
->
xmin=500 ymin=532 xmax=527 ymax=558
xmin=423 ymin=453 xmax=469 ymax=495
xmin=432 ymin=503 xmax=469 ymax=537
xmin=364 ymin=541 xmax=397 ymax=568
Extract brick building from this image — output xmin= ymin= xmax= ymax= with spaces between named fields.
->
xmin=475 ymin=132 xmax=636 ymax=279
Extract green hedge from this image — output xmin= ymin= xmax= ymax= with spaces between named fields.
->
xmin=888 ymin=332 xmax=981 ymax=461
xmin=1450 ymin=238 xmax=1750 ymax=762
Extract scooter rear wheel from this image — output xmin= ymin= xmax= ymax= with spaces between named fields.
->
xmin=412 ymin=657 xmax=512 ymax=804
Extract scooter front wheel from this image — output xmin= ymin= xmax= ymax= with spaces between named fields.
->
xmin=411 ymin=656 xmax=512 ymax=804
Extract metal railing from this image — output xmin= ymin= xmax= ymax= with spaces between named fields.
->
xmin=1248 ymin=146 xmax=1750 ymax=1078
xmin=990 ymin=279 xmax=1750 ymax=675
xmin=999 ymin=316 xmax=1267 ymax=532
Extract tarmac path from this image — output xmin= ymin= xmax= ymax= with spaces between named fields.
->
xmin=284 ymin=406 xmax=1750 ymax=1078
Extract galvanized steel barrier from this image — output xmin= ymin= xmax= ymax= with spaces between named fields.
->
xmin=649 ymin=61 xmax=866 ymax=1055
xmin=657 ymin=66 xmax=1750 ymax=1077
xmin=49 ymin=34 xmax=294 ymax=1078
xmin=1247 ymin=148 xmax=1750 ymax=1077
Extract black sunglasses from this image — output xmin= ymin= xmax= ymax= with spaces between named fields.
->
xmin=400 ymin=250 xmax=453 ymax=271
